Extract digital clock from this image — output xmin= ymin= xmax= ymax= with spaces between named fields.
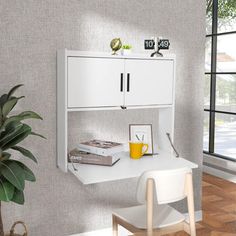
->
xmin=144 ymin=37 xmax=170 ymax=57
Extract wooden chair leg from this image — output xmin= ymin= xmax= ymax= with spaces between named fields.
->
xmin=186 ymin=173 xmax=196 ymax=236
xmin=146 ymin=179 xmax=154 ymax=236
xmin=112 ymin=214 xmax=118 ymax=236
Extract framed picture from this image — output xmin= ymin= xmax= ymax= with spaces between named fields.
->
xmin=129 ymin=124 xmax=154 ymax=154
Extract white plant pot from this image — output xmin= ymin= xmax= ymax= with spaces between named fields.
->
xmin=121 ymin=49 xmax=131 ymax=56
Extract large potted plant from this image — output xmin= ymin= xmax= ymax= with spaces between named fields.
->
xmin=0 ymin=85 xmax=45 ymax=235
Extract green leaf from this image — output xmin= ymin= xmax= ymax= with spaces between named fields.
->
xmin=0 ymin=94 xmax=8 ymax=126
xmin=0 ymin=111 xmax=43 ymax=132
xmin=11 ymin=146 xmax=37 ymax=163
xmin=0 ymin=160 xmax=25 ymax=191
xmin=7 ymin=84 xmax=24 ymax=99
xmin=0 ymin=178 xmax=14 ymax=202
xmin=0 ymin=121 xmax=22 ymax=141
xmin=19 ymin=111 xmax=42 ymax=120
xmin=1 ymin=96 xmax=24 ymax=118
xmin=0 ymin=122 xmax=23 ymax=145
xmin=30 ymin=131 xmax=46 ymax=139
xmin=1 ymin=124 xmax=31 ymax=150
xmin=2 ymin=130 xmax=31 ymax=151
xmin=15 ymin=161 xmax=36 ymax=182
xmin=5 ymin=119 xmax=22 ymax=132
xmin=0 ymin=94 xmax=8 ymax=108
xmin=3 ymin=132 xmax=31 ymax=151
xmin=0 ymin=118 xmax=20 ymax=132
xmin=2 ymin=98 xmax=18 ymax=118
xmin=11 ymin=188 xmax=24 ymax=205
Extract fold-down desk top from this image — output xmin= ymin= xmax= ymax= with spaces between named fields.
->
xmin=68 ymin=151 xmax=198 ymax=185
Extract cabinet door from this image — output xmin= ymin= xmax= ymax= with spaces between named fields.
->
xmin=67 ymin=57 xmax=124 ymax=108
xmin=124 ymin=59 xmax=174 ymax=106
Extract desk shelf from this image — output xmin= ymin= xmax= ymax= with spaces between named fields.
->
xmin=68 ymin=151 xmax=198 ymax=185
xmin=57 ymin=49 xmax=177 ymax=174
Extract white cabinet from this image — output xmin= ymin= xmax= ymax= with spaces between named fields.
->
xmin=57 ymin=50 xmax=176 ymax=173
xmin=68 ymin=57 xmax=125 ymax=108
xmin=124 ymin=59 xmax=174 ymax=106
xmin=66 ymin=54 xmax=175 ymax=109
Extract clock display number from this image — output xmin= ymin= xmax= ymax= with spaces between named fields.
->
xmin=144 ymin=40 xmax=155 ymax=50
xmin=158 ymin=39 xmax=170 ymax=50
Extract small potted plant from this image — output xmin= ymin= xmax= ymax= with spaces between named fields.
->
xmin=121 ymin=44 xmax=132 ymax=55
xmin=0 ymin=84 xmax=45 ymax=236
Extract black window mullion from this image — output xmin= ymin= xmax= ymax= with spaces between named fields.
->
xmin=209 ymin=0 xmax=218 ymax=153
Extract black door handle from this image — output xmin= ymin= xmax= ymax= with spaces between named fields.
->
xmin=127 ymin=73 xmax=130 ymax=92
xmin=120 ymin=73 xmax=123 ymax=92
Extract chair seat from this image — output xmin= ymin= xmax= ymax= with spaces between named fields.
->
xmin=113 ymin=204 xmax=185 ymax=229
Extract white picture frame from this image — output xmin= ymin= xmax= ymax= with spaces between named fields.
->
xmin=129 ymin=124 xmax=154 ymax=154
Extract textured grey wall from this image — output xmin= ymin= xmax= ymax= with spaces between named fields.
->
xmin=0 ymin=0 xmax=205 ymax=235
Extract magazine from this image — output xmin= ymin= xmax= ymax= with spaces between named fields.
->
xmin=68 ymin=148 xmax=120 ymax=166
xmin=77 ymin=139 xmax=124 ymax=156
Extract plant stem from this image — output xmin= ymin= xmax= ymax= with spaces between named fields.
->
xmin=0 ymin=202 xmax=4 ymax=236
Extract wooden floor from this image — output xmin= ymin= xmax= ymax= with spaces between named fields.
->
xmin=168 ymin=173 xmax=236 ymax=236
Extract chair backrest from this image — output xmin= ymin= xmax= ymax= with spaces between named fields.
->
xmin=136 ymin=167 xmax=192 ymax=204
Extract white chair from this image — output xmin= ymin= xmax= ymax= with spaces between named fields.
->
xmin=112 ymin=167 xmax=196 ymax=236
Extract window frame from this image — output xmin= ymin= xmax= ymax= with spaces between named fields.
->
xmin=204 ymin=0 xmax=236 ymax=161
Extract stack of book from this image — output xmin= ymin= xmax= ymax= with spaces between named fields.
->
xmin=68 ymin=139 xmax=124 ymax=166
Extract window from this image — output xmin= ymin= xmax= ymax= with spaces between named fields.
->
xmin=204 ymin=0 xmax=236 ymax=160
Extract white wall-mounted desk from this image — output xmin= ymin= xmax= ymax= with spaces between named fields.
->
xmin=68 ymin=151 xmax=198 ymax=185
xmin=57 ymin=50 xmax=177 ymax=173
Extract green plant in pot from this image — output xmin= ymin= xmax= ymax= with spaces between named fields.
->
xmin=121 ymin=44 xmax=132 ymax=55
xmin=0 ymin=85 xmax=45 ymax=236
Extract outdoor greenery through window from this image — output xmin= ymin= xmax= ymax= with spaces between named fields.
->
xmin=204 ymin=0 xmax=236 ymax=160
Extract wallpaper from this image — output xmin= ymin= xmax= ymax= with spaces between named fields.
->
xmin=0 ymin=0 xmax=205 ymax=235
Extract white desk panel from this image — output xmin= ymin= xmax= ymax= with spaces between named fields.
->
xmin=68 ymin=151 xmax=198 ymax=185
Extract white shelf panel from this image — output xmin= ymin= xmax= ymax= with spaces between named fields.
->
xmin=67 ymin=104 xmax=173 ymax=112
xmin=64 ymin=49 xmax=176 ymax=61
xmin=68 ymin=151 xmax=198 ymax=185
